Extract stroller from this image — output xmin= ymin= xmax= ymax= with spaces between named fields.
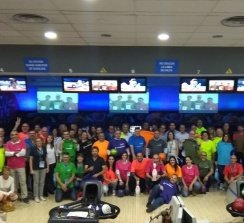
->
xmin=48 ymin=180 xmax=120 ymax=223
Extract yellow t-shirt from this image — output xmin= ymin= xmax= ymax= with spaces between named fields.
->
xmin=199 ymin=140 xmax=215 ymax=161
xmin=93 ymin=140 xmax=109 ymax=161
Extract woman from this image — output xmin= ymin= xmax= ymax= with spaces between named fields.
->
xmin=30 ymin=138 xmax=49 ymax=203
xmin=224 ymin=154 xmax=243 ymax=186
xmin=115 ymin=152 xmax=131 ymax=193
xmin=165 ymin=131 xmax=179 ymax=161
xmin=165 ymin=156 xmax=182 ymax=179
xmin=44 ymin=135 xmax=56 ymax=196
xmin=78 ymin=131 xmax=93 ymax=159
xmin=207 ymin=126 xmax=216 ymax=140
xmin=74 ymin=153 xmax=85 ymax=193
xmin=51 ymin=128 xmax=62 ymax=162
xmin=216 ymin=134 xmax=234 ymax=190
xmin=103 ymin=155 xmax=118 ymax=196
xmin=181 ymin=156 xmax=201 ymax=197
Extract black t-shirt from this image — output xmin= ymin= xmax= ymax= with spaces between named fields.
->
xmin=84 ymin=156 xmax=105 ymax=175
xmin=30 ymin=146 xmax=47 ymax=170
xmin=78 ymin=140 xmax=93 ymax=158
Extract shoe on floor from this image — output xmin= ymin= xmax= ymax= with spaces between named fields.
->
xmin=40 ymin=196 xmax=46 ymax=201
xmin=146 ymin=204 xmax=155 ymax=213
xmin=35 ymin=197 xmax=40 ymax=203
xmin=22 ymin=198 xmax=29 ymax=204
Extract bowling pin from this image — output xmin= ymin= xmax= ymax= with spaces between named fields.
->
xmin=135 ymin=180 xmax=140 ymax=195
xmin=152 ymin=163 xmax=158 ymax=181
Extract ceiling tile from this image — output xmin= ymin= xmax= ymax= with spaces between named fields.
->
xmin=73 ymin=24 xmax=135 ymax=32
xmin=0 ymin=30 xmax=22 ymax=37
xmin=212 ymin=0 xmax=244 ymax=13
xmin=9 ymin=23 xmax=75 ymax=31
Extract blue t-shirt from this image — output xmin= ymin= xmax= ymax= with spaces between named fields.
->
xmin=159 ymin=179 xmax=178 ymax=203
xmin=128 ymin=135 xmax=146 ymax=154
xmin=217 ymin=141 xmax=234 ymax=165
xmin=109 ymin=138 xmax=129 ymax=157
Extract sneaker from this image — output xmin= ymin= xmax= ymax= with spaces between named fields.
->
xmin=146 ymin=201 xmax=151 ymax=208
xmin=40 ymin=196 xmax=46 ymax=201
xmin=112 ymin=190 xmax=116 ymax=196
xmin=22 ymin=198 xmax=29 ymax=204
xmin=219 ymin=183 xmax=224 ymax=190
xmin=35 ymin=197 xmax=40 ymax=203
xmin=146 ymin=204 xmax=155 ymax=213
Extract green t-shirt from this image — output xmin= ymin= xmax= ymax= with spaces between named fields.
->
xmin=200 ymin=140 xmax=215 ymax=161
xmin=62 ymin=139 xmax=77 ymax=162
xmin=195 ymin=127 xmax=207 ymax=135
xmin=75 ymin=163 xmax=84 ymax=178
xmin=197 ymin=159 xmax=212 ymax=178
xmin=183 ymin=139 xmax=199 ymax=164
xmin=55 ymin=162 xmax=76 ymax=188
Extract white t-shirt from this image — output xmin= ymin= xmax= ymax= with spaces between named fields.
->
xmin=0 ymin=175 xmax=14 ymax=195
xmin=46 ymin=144 xmax=56 ymax=165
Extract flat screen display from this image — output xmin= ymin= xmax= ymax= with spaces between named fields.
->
xmin=109 ymin=93 xmax=149 ymax=113
xmin=180 ymin=78 xmax=207 ymax=92
xmin=37 ymin=91 xmax=78 ymax=113
xmin=63 ymin=77 xmax=90 ymax=92
xmin=179 ymin=93 xmax=218 ymax=113
xmin=120 ymin=77 xmax=147 ymax=92
xmin=0 ymin=76 xmax=27 ymax=92
xmin=237 ymin=78 xmax=244 ymax=92
xmin=208 ymin=79 xmax=235 ymax=92
xmin=91 ymin=79 xmax=118 ymax=92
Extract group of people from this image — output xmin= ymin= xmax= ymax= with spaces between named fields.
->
xmin=0 ymin=117 xmax=243 ymax=214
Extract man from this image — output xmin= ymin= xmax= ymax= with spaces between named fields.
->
xmin=124 ymin=95 xmax=136 ymax=110
xmin=182 ymin=130 xmax=199 ymax=164
xmin=147 ymin=130 xmax=167 ymax=158
xmin=39 ymin=95 xmax=53 ymax=110
xmin=110 ymin=95 xmax=125 ymax=111
xmin=199 ymin=131 xmax=215 ymax=163
xmin=212 ymin=128 xmax=223 ymax=150
xmin=105 ymin=125 xmax=115 ymax=141
xmin=145 ymin=154 xmax=166 ymax=190
xmin=195 ymin=119 xmax=207 ymax=135
xmin=128 ymin=153 xmax=150 ymax=195
xmin=60 ymin=131 xmax=77 ymax=163
xmin=146 ymin=174 xmax=178 ymax=213
xmin=120 ymin=123 xmax=132 ymax=142
xmin=135 ymin=97 xmax=148 ymax=111
xmin=180 ymin=95 xmax=194 ymax=110
xmin=140 ymin=122 xmax=154 ymax=146
xmin=84 ymin=147 xmax=106 ymax=182
xmin=12 ymin=117 xmax=30 ymax=141
xmin=55 ymin=153 xmax=76 ymax=202
xmin=0 ymin=128 xmax=8 ymax=143
xmin=197 ymin=152 xmax=214 ymax=192
xmin=109 ymin=130 xmax=130 ymax=159
xmin=165 ymin=122 xmax=179 ymax=136
xmin=53 ymin=94 xmax=65 ymax=110
xmin=159 ymin=124 xmax=167 ymax=141
xmin=128 ymin=127 xmax=146 ymax=159
xmin=39 ymin=126 xmax=49 ymax=144
xmin=204 ymin=97 xmax=217 ymax=111
xmin=233 ymin=124 xmax=244 ymax=164
xmin=5 ymin=130 xmax=29 ymax=203
xmin=64 ymin=97 xmax=77 ymax=110
xmin=0 ymin=166 xmax=18 ymax=204
xmin=92 ymin=132 xmax=109 ymax=161
xmin=194 ymin=96 xmax=205 ymax=111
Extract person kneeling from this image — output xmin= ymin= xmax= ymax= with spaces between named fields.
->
xmin=0 ymin=166 xmax=18 ymax=212
xmin=146 ymin=174 xmax=178 ymax=213
xmin=55 ymin=153 xmax=76 ymax=202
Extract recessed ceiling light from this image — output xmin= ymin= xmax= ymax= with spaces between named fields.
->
xmin=158 ymin=33 xmax=170 ymax=41
xmin=44 ymin=31 xmax=57 ymax=39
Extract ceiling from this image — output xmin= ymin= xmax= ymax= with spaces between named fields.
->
xmin=0 ymin=0 xmax=244 ymax=46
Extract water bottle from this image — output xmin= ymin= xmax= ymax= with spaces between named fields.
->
xmin=135 ymin=180 xmax=140 ymax=195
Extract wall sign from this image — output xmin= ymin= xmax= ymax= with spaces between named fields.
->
xmin=24 ymin=58 xmax=49 ymax=72
xmin=156 ymin=60 xmax=179 ymax=74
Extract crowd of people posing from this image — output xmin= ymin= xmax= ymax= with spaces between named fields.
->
xmin=0 ymin=118 xmax=243 ymax=213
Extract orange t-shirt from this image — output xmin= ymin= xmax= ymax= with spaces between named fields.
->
xmin=93 ymin=140 xmax=109 ymax=161
xmin=140 ymin=130 xmax=154 ymax=146
xmin=104 ymin=167 xmax=117 ymax=184
xmin=165 ymin=163 xmax=182 ymax=178
xmin=131 ymin=158 xmax=150 ymax=179
xmin=18 ymin=132 xmax=29 ymax=141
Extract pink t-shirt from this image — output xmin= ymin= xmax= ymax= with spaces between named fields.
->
xmin=5 ymin=140 xmax=26 ymax=169
xmin=115 ymin=160 xmax=131 ymax=182
xmin=145 ymin=160 xmax=165 ymax=175
xmin=182 ymin=164 xmax=199 ymax=186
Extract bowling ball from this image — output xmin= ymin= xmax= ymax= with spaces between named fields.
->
xmin=116 ymin=189 xmax=125 ymax=197
xmin=159 ymin=153 xmax=166 ymax=161
xmin=231 ymin=198 xmax=244 ymax=213
xmin=110 ymin=149 xmax=118 ymax=156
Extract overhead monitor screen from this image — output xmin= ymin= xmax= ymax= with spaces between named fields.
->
xmin=180 ymin=77 xmax=207 ymax=92
xmin=63 ymin=77 xmax=90 ymax=92
xmin=91 ymin=79 xmax=118 ymax=92
xmin=120 ymin=77 xmax=147 ymax=92
xmin=208 ymin=79 xmax=235 ymax=92
xmin=0 ymin=76 xmax=27 ymax=92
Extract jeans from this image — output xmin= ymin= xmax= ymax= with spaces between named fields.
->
xmin=10 ymin=168 xmax=28 ymax=199
xmin=182 ymin=181 xmax=201 ymax=197
xmin=33 ymin=168 xmax=46 ymax=198
xmin=217 ymin=165 xmax=225 ymax=184
xmin=148 ymin=184 xmax=165 ymax=210
xmin=55 ymin=188 xmax=76 ymax=202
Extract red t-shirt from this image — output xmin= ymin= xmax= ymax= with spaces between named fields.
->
xmin=104 ymin=167 xmax=117 ymax=184
xmin=131 ymin=158 xmax=150 ymax=179
xmin=182 ymin=164 xmax=199 ymax=186
xmin=223 ymin=163 xmax=243 ymax=180
xmin=145 ymin=160 xmax=165 ymax=175
xmin=5 ymin=140 xmax=26 ymax=169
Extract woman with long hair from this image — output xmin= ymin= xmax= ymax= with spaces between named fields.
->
xmin=165 ymin=156 xmax=182 ymax=179
xmin=166 ymin=131 xmax=179 ymax=161
xmin=103 ymin=155 xmax=118 ymax=196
